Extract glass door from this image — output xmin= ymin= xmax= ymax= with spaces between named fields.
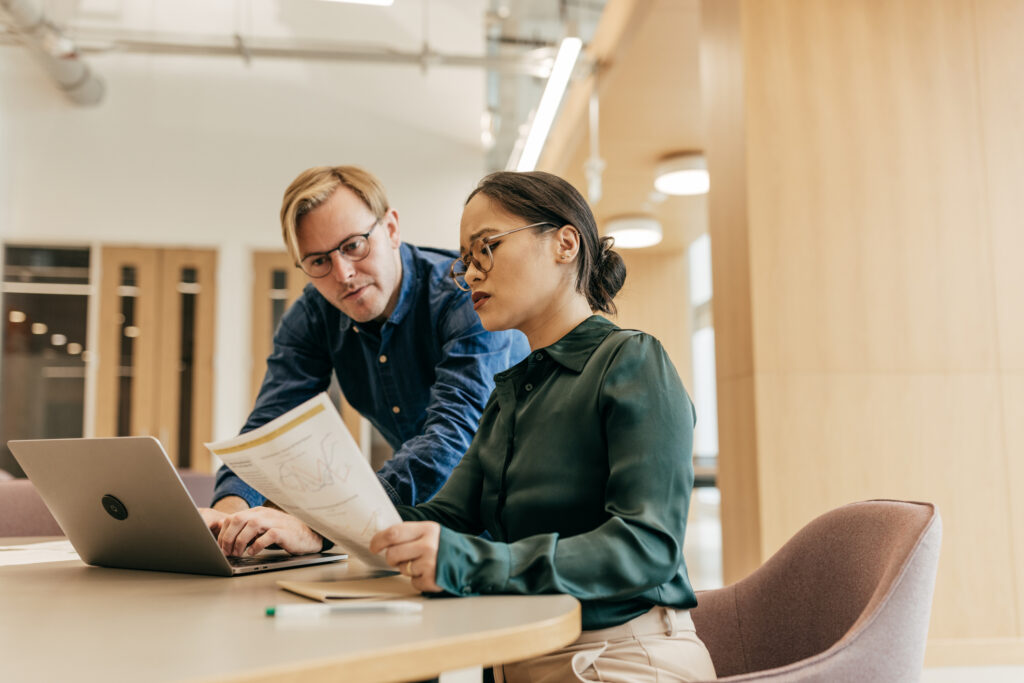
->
xmin=94 ymin=247 xmax=217 ymax=470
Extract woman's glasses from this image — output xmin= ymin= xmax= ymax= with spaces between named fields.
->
xmin=449 ymin=222 xmax=555 ymax=291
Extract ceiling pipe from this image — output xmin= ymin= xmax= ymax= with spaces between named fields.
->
xmin=0 ymin=0 xmax=104 ymax=106
xmin=0 ymin=26 xmax=558 ymax=74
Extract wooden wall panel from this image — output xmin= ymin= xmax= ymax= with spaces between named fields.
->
xmin=701 ymin=0 xmax=761 ymax=584
xmin=613 ymin=250 xmax=692 ymax=388
xmin=715 ymin=374 xmax=761 ymax=585
xmin=1003 ymin=375 xmax=1024 ymax=640
xmin=743 ymin=0 xmax=997 ymax=375
xmin=975 ymin=2 xmax=1024 ymax=642
xmin=976 ymin=0 xmax=1024 ymax=372
xmin=755 ymin=372 xmax=1015 ymax=639
xmin=701 ymin=0 xmax=1024 ymax=663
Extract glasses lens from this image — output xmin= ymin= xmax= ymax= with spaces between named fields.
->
xmin=450 ymin=258 xmax=470 ymax=291
xmin=476 ymin=242 xmax=494 ymax=274
xmin=302 ymin=255 xmax=332 ymax=278
xmin=342 ymin=237 xmax=370 ymax=261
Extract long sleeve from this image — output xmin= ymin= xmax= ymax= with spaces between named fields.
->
xmin=377 ymin=297 xmax=520 ymax=506
xmin=397 ymin=323 xmax=699 ymax=629
xmin=213 ymin=294 xmax=333 ymax=507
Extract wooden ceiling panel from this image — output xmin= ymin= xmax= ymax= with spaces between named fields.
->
xmin=546 ymin=0 xmax=705 ymax=254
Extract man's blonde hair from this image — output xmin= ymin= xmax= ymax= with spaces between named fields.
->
xmin=280 ymin=166 xmax=390 ymax=263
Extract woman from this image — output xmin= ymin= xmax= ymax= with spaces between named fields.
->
xmin=369 ymin=171 xmax=716 ymax=682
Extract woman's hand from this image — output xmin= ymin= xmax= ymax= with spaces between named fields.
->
xmin=370 ymin=521 xmax=442 ymax=593
xmin=214 ymin=506 xmax=323 ymax=557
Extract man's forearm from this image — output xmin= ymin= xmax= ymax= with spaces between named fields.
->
xmin=212 ymin=495 xmax=250 ymax=514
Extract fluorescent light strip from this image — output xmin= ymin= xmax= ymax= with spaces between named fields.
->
xmin=515 ymin=36 xmax=583 ymax=172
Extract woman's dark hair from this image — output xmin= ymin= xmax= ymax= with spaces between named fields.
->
xmin=466 ymin=171 xmax=626 ymax=314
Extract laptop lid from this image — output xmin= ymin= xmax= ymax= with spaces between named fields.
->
xmin=8 ymin=436 xmax=345 ymax=576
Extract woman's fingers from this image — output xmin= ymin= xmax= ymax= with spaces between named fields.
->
xmin=370 ymin=522 xmax=442 ymax=592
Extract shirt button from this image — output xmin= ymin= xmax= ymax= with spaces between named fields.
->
xmin=533 ymin=352 xmax=543 ymax=361
xmin=525 ymin=383 xmax=533 ymax=391
xmin=392 ymin=406 xmax=401 ymax=414
xmin=379 ymin=355 xmax=387 ymax=363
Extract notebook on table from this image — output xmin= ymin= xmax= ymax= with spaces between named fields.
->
xmin=8 ymin=436 xmax=346 ymax=576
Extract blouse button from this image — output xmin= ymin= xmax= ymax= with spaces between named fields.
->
xmin=392 ymin=406 xmax=401 ymax=414
xmin=379 ymin=355 xmax=388 ymax=363
xmin=533 ymin=352 xmax=543 ymax=361
xmin=525 ymin=383 xmax=533 ymax=392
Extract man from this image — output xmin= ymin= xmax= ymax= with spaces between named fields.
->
xmin=203 ymin=166 xmax=527 ymax=556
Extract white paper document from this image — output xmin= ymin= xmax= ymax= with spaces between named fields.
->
xmin=205 ymin=393 xmax=401 ymax=569
xmin=0 ymin=539 xmax=79 ymax=567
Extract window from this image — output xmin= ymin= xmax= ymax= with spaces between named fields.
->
xmin=1 ymin=246 xmax=92 ymax=476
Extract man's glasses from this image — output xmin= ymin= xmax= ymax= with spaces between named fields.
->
xmin=297 ymin=219 xmax=380 ymax=278
xmin=449 ymin=222 xmax=555 ymax=292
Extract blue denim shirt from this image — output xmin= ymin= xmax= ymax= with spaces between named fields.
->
xmin=213 ymin=243 xmax=529 ymax=507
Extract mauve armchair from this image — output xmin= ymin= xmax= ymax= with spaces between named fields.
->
xmin=691 ymin=500 xmax=941 ymax=682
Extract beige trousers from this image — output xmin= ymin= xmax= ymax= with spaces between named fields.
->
xmin=495 ymin=606 xmax=717 ymax=682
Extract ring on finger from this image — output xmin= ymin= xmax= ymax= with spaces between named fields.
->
xmin=404 ymin=560 xmax=414 ymax=576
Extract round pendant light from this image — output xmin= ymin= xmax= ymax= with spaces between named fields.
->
xmin=605 ymin=216 xmax=663 ymax=249
xmin=654 ymin=152 xmax=709 ymax=196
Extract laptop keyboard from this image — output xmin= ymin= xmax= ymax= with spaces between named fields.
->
xmin=228 ymin=554 xmax=297 ymax=566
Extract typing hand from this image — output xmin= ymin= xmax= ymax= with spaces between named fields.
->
xmin=215 ymin=507 xmax=323 ymax=557
xmin=198 ymin=507 xmax=227 ymax=536
xmin=369 ymin=521 xmax=442 ymax=593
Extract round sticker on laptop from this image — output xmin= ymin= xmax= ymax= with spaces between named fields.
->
xmin=101 ymin=494 xmax=129 ymax=520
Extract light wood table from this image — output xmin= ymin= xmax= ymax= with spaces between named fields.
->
xmin=0 ymin=537 xmax=581 ymax=683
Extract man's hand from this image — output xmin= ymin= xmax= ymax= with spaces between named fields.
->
xmin=214 ymin=507 xmax=324 ymax=557
xmin=369 ymin=521 xmax=442 ymax=593
xmin=198 ymin=507 xmax=228 ymax=536
xmin=198 ymin=496 xmax=249 ymax=538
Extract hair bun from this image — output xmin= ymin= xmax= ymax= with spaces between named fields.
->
xmin=589 ymin=236 xmax=626 ymax=313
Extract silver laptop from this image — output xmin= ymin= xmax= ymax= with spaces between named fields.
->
xmin=8 ymin=436 xmax=346 ymax=576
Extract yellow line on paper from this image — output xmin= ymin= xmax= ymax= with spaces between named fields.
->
xmin=210 ymin=403 xmax=327 ymax=455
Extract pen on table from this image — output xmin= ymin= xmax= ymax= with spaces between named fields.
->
xmin=266 ymin=601 xmax=423 ymax=618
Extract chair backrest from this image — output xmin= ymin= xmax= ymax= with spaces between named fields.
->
xmin=178 ymin=470 xmax=216 ymax=508
xmin=0 ymin=478 xmax=64 ymax=536
xmin=0 ymin=471 xmax=217 ymax=537
xmin=691 ymin=500 xmax=941 ymax=682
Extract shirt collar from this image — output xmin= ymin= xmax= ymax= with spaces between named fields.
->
xmin=338 ymin=243 xmax=415 ymax=333
xmin=537 ymin=315 xmax=618 ymax=373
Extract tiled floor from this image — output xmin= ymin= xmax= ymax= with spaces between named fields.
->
xmin=922 ymin=666 xmax=1024 ymax=681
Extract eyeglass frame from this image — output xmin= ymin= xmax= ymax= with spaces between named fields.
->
xmin=296 ymin=218 xmax=381 ymax=278
xmin=449 ymin=221 xmax=557 ymax=291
